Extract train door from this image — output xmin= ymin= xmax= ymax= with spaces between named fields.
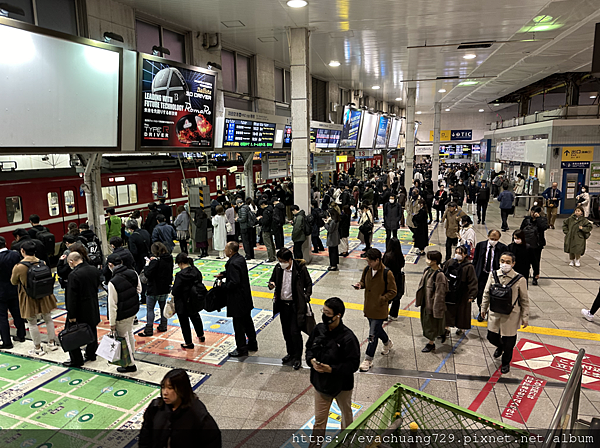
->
xmin=152 ymin=178 xmax=170 ymax=200
xmin=561 ymin=169 xmax=586 ymax=215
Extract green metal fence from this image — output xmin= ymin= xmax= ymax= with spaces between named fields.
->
xmin=327 ymin=383 xmax=530 ymax=448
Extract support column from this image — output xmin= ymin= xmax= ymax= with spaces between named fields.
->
xmin=566 ymin=79 xmax=580 ymax=106
xmin=289 ymin=27 xmax=312 ymax=263
xmin=243 ymin=153 xmax=254 ymax=199
xmin=519 ymin=94 xmax=529 ymax=116
xmin=432 ymin=102 xmax=442 ymax=187
xmin=404 ymin=87 xmax=416 ymax=191
xmin=81 ymin=153 xmax=109 ymax=260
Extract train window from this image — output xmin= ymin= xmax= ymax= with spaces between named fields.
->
xmin=235 ymin=173 xmax=242 ymax=187
xmin=255 ymin=171 xmax=262 ymax=184
xmin=152 ymin=181 xmax=159 ymax=200
xmin=5 ymin=196 xmax=23 ymax=224
xmin=129 ymin=184 xmax=138 ymax=204
xmin=162 ymin=181 xmax=169 ymax=198
xmin=102 ymin=186 xmax=117 ymax=207
xmin=222 ymin=175 xmax=227 ymax=191
xmin=216 ymin=176 xmax=221 ymax=191
xmin=116 ymin=184 xmax=138 ymax=206
xmin=48 ymin=192 xmax=60 ymax=217
xmin=64 ymin=190 xmax=76 ymax=214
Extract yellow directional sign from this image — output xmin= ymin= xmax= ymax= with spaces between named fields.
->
xmin=562 ymin=147 xmax=594 ymax=162
xmin=429 ymin=130 xmax=452 ymax=141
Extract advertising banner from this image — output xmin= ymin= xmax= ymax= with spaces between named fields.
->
xmin=140 ymin=56 xmax=216 ymax=149
xmin=590 ymin=163 xmax=600 ymax=187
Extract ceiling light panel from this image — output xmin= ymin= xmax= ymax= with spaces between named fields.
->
xmin=221 ymin=20 xmax=245 ymax=28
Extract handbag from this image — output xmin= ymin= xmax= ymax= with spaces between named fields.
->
xmin=139 ymin=270 xmax=148 ymax=284
xmin=96 ymin=333 xmax=121 ymax=362
xmin=58 ymin=322 xmax=95 ymax=352
xmin=110 ymin=335 xmax=133 ymax=368
xmin=225 ymin=221 xmax=233 ymax=233
xmin=205 ymin=280 xmax=227 ymax=312
xmin=164 ymin=299 xmax=176 ymax=319
xmin=301 ymin=302 xmax=317 ymax=336
xmin=359 ymin=219 xmax=374 ymax=235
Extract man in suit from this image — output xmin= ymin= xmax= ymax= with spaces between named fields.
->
xmin=472 ymin=229 xmax=507 ymax=322
xmin=542 ymin=182 xmax=562 ymax=229
xmin=63 ymin=251 xmax=102 ymax=367
xmin=0 ymin=236 xmax=26 ymax=349
xmin=217 ymin=242 xmax=257 ymax=357
xmin=126 ymin=220 xmax=151 ymax=304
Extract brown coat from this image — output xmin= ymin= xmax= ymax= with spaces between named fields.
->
xmin=481 ymin=268 xmax=529 ymax=337
xmin=442 ymin=207 xmax=467 ymax=239
xmin=416 ymin=267 xmax=448 ymax=319
xmin=10 ymin=255 xmax=57 ymax=319
xmin=359 ymin=263 xmax=397 ymax=320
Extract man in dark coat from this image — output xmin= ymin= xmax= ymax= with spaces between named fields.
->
xmin=269 ymin=248 xmax=313 ymax=370
xmin=144 ymin=203 xmax=159 ymax=235
xmin=272 ymin=199 xmax=286 ymax=250
xmin=476 ymin=180 xmax=491 ymax=224
xmin=156 ymin=198 xmax=172 ymax=223
xmin=520 ymin=206 xmax=549 ymax=286
xmin=103 ymin=237 xmax=135 ymax=283
xmin=472 ymin=229 xmax=507 ymax=321
xmin=126 ymin=220 xmax=151 ymax=303
xmin=0 ymin=236 xmax=26 ymax=349
xmin=217 ymin=242 xmax=257 ymax=357
xmin=383 ymin=193 xmax=402 ymax=243
xmin=63 ymin=251 xmax=102 ymax=367
xmin=11 ymin=229 xmax=48 ymax=262
xmin=258 ymin=200 xmax=276 ymax=262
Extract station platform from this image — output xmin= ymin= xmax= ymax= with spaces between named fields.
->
xmin=2 ymin=203 xmax=600 ymax=446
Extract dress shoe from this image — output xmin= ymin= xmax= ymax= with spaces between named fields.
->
xmin=199 ymin=336 xmax=206 ymax=343
xmin=248 ymin=344 xmax=258 ymax=352
xmin=421 ymin=343 xmax=435 ymax=353
xmin=293 ymin=360 xmax=302 ymax=370
xmin=501 ymin=365 xmax=510 ymax=374
xmin=229 ymin=349 xmax=248 ymax=357
xmin=13 ymin=336 xmax=26 ymax=343
xmin=282 ymin=354 xmax=293 ymax=364
xmin=157 ymin=326 xmax=168 ymax=332
xmin=0 ymin=344 xmax=14 ymax=350
xmin=63 ymin=360 xmax=84 ymax=368
xmin=476 ymin=313 xmax=485 ymax=323
xmin=117 ymin=365 xmax=137 ymax=373
xmin=327 ymin=266 xmax=338 ymax=271
xmin=493 ymin=347 xmax=503 ymax=359
xmin=532 ymin=278 xmax=538 ymax=286
xmin=181 ymin=343 xmax=194 ymax=349
xmin=84 ymin=355 xmax=96 ymax=362
xmin=138 ymin=332 xmax=153 ymax=337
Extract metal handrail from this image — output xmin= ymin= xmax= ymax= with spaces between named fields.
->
xmin=541 ymin=348 xmax=585 ymax=448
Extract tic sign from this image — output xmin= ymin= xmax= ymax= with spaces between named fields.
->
xmin=451 ymin=130 xmax=472 ymax=140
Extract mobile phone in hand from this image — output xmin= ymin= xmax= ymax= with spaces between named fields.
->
xmin=352 ymin=284 xmax=360 ymax=290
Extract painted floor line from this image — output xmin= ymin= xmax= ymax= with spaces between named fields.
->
xmin=467 ymin=368 xmax=502 ymax=412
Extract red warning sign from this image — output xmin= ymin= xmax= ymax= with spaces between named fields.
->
xmin=501 ymin=374 xmax=547 ymax=424
xmin=512 ymin=339 xmax=600 ymax=391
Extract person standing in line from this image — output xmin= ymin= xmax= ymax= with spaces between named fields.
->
xmin=156 ymin=198 xmax=172 ymax=223
xmin=476 ymin=179 xmax=491 ymax=225
xmin=305 ymin=297 xmax=360 ymax=448
xmin=172 ymin=253 xmax=206 ymax=349
xmin=441 ymin=202 xmax=467 ymax=262
xmin=508 ymin=230 xmax=530 ymax=281
xmin=472 ymin=230 xmax=507 ymax=322
xmin=480 ymin=252 xmax=529 ymax=374
xmin=0 ymin=236 xmax=26 ymax=349
xmin=126 ymin=220 xmax=151 ymax=303
xmin=139 ymin=242 xmax=173 ymax=337
xmin=497 ymin=185 xmax=515 ymax=232
xmin=105 ymin=208 xmax=123 ymax=242
xmin=144 ymin=203 xmax=159 ymax=236
xmin=224 ymin=202 xmax=236 ymax=243
xmin=398 ymin=186 xmax=407 ymax=227
xmin=272 ymin=198 xmax=286 ymax=250
xmin=152 ymin=215 xmax=177 ymax=254
xmin=433 ymin=185 xmax=448 ymax=223
xmin=412 ymin=199 xmax=429 ymax=256
xmin=193 ymin=207 xmax=209 ymax=258
xmin=211 ymin=205 xmax=228 ymax=259
xmin=174 ymin=205 xmax=191 ymax=254
xmin=542 ymin=182 xmax=562 ymax=229
xmin=63 ymin=251 xmax=101 ymax=367
xmin=107 ymin=253 xmax=140 ymax=373
xmin=324 ymin=206 xmax=340 ymax=271
xmin=11 ymin=228 xmax=48 ymax=262
xmin=11 ymin=241 xmax=60 ymax=355
xmin=416 ymin=250 xmax=448 ymax=353
xmin=459 ymin=215 xmax=476 ymax=260
xmin=310 ymin=201 xmax=325 ymax=254
xmin=284 ymin=184 xmax=294 ymax=222
xmin=357 ymin=204 xmax=374 ymax=258
xmin=406 ymin=188 xmax=422 ymax=234
xmin=339 ymin=206 xmax=351 ymax=257
xmin=353 ymin=248 xmax=397 ymax=372
xmin=217 ymin=242 xmax=257 ymax=357
xmin=237 ymin=198 xmax=256 ymax=260
xmin=352 ymin=186 xmax=360 ymax=218
xmin=514 ymin=175 xmax=525 ymax=207
xmin=562 ymin=206 xmax=592 ymax=267
xmin=442 ymin=246 xmax=477 ymax=338
xmin=576 ymin=185 xmax=591 ymax=217
xmin=291 ymin=205 xmax=307 ymax=260
xmin=383 ymin=193 xmax=402 ymax=244
xmin=268 ymin=248 xmax=313 ymax=370
xmin=383 ymin=238 xmax=405 ymax=321
xmin=258 ymin=200 xmax=277 ymax=262
xmin=467 ymin=179 xmax=478 ymax=215
xmin=520 ymin=206 xmax=548 ymax=285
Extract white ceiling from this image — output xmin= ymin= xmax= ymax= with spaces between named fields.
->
xmin=118 ymin=0 xmax=600 ymax=112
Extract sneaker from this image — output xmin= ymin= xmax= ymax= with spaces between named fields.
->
xmin=359 ymin=359 xmax=373 ymax=372
xmin=381 ymin=340 xmax=393 ymax=355
xmin=582 ymin=309 xmax=594 ymax=322
xmin=46 ymin=340 xmax=59 ymax=351
xmin=29 ymin=347 xmax=46 ymax=356
xmin=569 ymin=261 xmax=575 ymax=267
xmin=388 ymin=316 xmax=398 ymax=321
xmin=575 ymin=259 xmax=581 ymax=267
xmin=133 ymin=317 xmax=139 ymax=325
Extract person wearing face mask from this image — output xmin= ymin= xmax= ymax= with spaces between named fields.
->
xmin=433 ymin=185 xmax=448 ymax=223
xmin=520 ymin=206 xmax=548 ymax=286
xmin=507 ymin=230 xmax=530 ymax=281
xmin=576 ymin=185 xmax=591 ymax=217
xmin=562 ymin=206 xmax=593 ymax=267
xmin=466 ymin=179 xmax=478 ymax=215
xmin=406 ymin=188 xmax=422 ymax=236
xmin=442 ymin=246 xmax=478 ymax=337
xmin=441 ymin=202 xmax=467 ymax=261
xmin=476 ymin=180 xmax=491 ymax=225
xmin=413 ymin=199 xmax=429 ymax=256
xmin=416 ymin=251 xmax=448 ymax=353
xmin=269 ymin=248 xmax=313 ymax=370
xmin=305 ymin=298 xmax=360 ymax=447
xmin=497 ymin=184 xmax=515 ymax=232
xmin=514 ymin=175 xmax=525 ymax=207
xmin=452 ymin=179 xmax=466 ymax=206
xmin=383 ymin=194 xmax=402 ymax=244
xmin=458 ymin=216 xmax=476 ymax=260
xmin=481 ymin=252 xmax=529 ymax=374
xmin=472 ymin=230 xmax=507 ymax=321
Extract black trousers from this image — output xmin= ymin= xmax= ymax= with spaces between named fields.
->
xmin=363 ymin=232 xmax=372 ymax=250
xmin=389 ymin=293 xmax=402 ymax=318
xmin=386 ymin=229 xmax=398 ymax=244
xmin=487 ymin=330 xmax=517 ymax=367
xmin=179 ymin=310 xmax=204 ymax=345
xmin=69 ymin=323 xmax=98 ymax=364
xmin=373 ymin=204 xmax=379 ymax=220
xmin=328 ymin=245 xmax=339 ymax=267
xmin=500 ymin=209 xmax=510 ymax=230
xmin=293 ymin=241 xmax=304 ymax=259
xmin=279 ymin=302 xmax=303 ymax=360
xmin=445 ymin=237 xmax=458 ymax=261
xmin=312 ymin=235 xmax=324 ymax=252
xmin=477 ymin=202 xmax=488 ymax=223
xmin=591 ymin=287 xmax=600 ymax=315
xmin=0 ymin=297 xmax=26 ymax=346
xmin=241 ymin=229 xmax=254 ymax=259
xmin=233 ymin=313 xmax=257 ymax=352
xmin=527 ymin=247 xmax=543 ymax=278
xmin=274 ymin=226 xmax=284 ymax=250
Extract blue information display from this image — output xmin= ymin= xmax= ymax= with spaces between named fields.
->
xmin=223 ymin=119 xmax=276 ymax=148
xmin=375 ymin=116 xmax=390 ymax=149
xmin=339 ymin=108 xmax=362 ymax=149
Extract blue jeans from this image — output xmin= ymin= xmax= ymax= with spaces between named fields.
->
xmin=366 ymin=318 xmax=388 ymax=358
xmin=145 ymin=294 xmax=168 ymax=333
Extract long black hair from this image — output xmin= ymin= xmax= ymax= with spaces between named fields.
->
xmin=384 ymin=237 xmax=404 ymax=263
xmin=160 ymin=369 xmax=196 ymax=409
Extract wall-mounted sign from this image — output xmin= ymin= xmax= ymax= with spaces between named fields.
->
xmin=262 ymin=153 xmax=289 ymax=179
xmin=415 ymin=146 xmax=433 ymax=156
xmin=336 ymin=155 xmax=348 ymax=163
xmin=312 ymin=154 xmax=336 ymax=172
xmin=355 ymin=150 xmax=373 ymax=159
xmin=561 ymin=161 xmax=590 ymax=169
xmin=429 ymin=130 xmax=472 ymax=141
xmin=591 ymin=163 xmax=600 ymax=187
xmin=562 ymin=147 xmax=594 ymax=162
xmin=214 ymin=109 xmax=291 ymax=149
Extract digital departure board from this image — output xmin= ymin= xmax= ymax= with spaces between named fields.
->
xmin=311 ymin=128 xmax=342 ymax=149
xmin=223 ymin=119 xmax=276 ymax=148
xmin=327 ymin=130 xmax=341 ymax=148
xmin=283 ymin=125 xmax=292 ymax=148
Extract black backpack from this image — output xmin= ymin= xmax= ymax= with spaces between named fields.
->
xmin=489 ymin=271 xmax=522 ymax=315
xmin=304 ymin=214 xmax=314 ymax=236
xmin=444 ymin=261 xmax=464 ymax=305
xmin=34 ymin=228 xmax=56 ymax=256
xmin=20 ymin=260 xmax=55 ymax=299
xmin=86 ymin=237 xmax=103 ymax=266
xmin=188 ymin=275 xmax=208 ymax=312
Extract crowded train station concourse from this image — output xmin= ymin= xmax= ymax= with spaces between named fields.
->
xmin=2 ymin=0 xmax=600 ymax=446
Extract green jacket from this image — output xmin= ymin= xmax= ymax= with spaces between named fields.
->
xmin=292 ymin=211 xmax=306 ymax=242
xmin=106 ymin=215 xmax=122 ymax=240
xmin=562 ymin=214 xmax=592 ymax=256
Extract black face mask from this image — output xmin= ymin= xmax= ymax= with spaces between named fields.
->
xmin=322 ymin=313 xmax=335 ymax=326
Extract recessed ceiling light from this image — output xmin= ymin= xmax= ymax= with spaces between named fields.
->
xmin=395 ymin=97 xmax=402 ymax=101
xmin=445 ymin=108 xmax=450 ymax=112
xmin=479 ymin=109 xmax=485 ymax=112
xmin=458 ymin=80 xmax=478 ymax=86
xmin=258 ymin=36 xmax=278 ymax=42
xmin=591 ymin=95 xmax=597 ymax=99
xmin=372 ymin=85 xmax=380 ymax=90
xmin=463 ymin=54 xmax=477 ymax=60
xmin=287 ymin=0 xmax=307 ymax=7
xmin=494 ymin=103 xmax=500 ymax=106
xmin=221 ymin=20 xmax=245 ymax=28
xmin=438 ymin=89 xmax=447 ymax=93
xmin=329 ymin=60 xmax=341 ymax=67
xmin=416 ymin=111 xmax=422 ymax=115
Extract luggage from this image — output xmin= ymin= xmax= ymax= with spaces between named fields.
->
xmin=58 ymin=323 xmax=95 ymax=352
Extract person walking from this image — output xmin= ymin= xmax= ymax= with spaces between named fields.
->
xmin=442 ymin=246 xmax=477 ymax=337
xmin=171 ymin=253 xmax=206 ymax=349
xmin=562 ymin=206 xmax=593 ymax=267
xmin=383 ymin=193 xmax=402 ymax=244
xmin=139 ymin=242 xmax=173 ymax=337
xmin=310 ymin=201 xmax=325 ymax=254
xmin=473 ymin=230 xmax=507 ymax=321
xmin=268 ymin=248 xmax=313 ymax=370
xmin=542 ymin=182 xmax=562 ymax=229
xmin=258 ymin=200 xmax=277 ymax=262
xmin=291 ymin=205 xmax=307 ymax=260
xmin=357 ymin=204 xmax=374 ymax=258
xmin=339 ymin=206 xmax=351 ymax=257
xmin=480 ymin=251 xmax=529 ymax=374
xmin=152 ymin=215 xmax=177 ymax=254
xmin=107 ymin=253 xmax=140 ymax=373
xmin=324 ymin=206 xmax=340 ymax=271
xmin=406 ymin=188 xmax=421 ymax=234
xmin=353 ymin=248 xmax=397 ymax=372
xmin=398 ymin=186 xmax=407 ymax=227
xmin=0 ymin=236 xmax=26 ymax=349
xmin=192 ymin=207 xmax=209 ymax=258
xmin=11 ymin=241 xmax=59 ymax=355
xmin=508 ymin=230 xmax=530 ymax=281
xmin=305 ymin=297 xmax=360 ymax=447
xmin=63 ymin=251 xmax=101 ymax=367
xmin=441 ymin=202 xmax=467 ymax=261
xmin=577 ymin=185 xmax=591 ymax=217
xmin=433 ymin=185 xmax=448 ymax=223
xmin=217 ymin=242 xmax=257 ymax=357
xmin=459 ymin=215 xmax=476 ymax=260
xmin=413 ymin=199 xmax=429 ymax=256
xmin=520 ymin=206 xmax=548 ymax=285
xmin=467 ymin=179 xmax=478 ymax=215
xmin=174 ymin=205 xmax=191 ymax=254
xmin=383 ymin=238 xmax=405 ymax=321
xmin=211 ymin=205 xmax=228 ymax=259
xmin=416 ymin=250 xmax=448 ymax=353
xmin=272 ymin=198 xmax=286 ymax=250
xmin=476 ymin=179 xmax=491 ymax=225
xmin=497 ymin=185 xmax=515 ymax=232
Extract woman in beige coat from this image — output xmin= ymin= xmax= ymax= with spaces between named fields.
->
xmin=481 ymin=251 xmax=529 ymax=374
xmin=10 ymin=242 xmax=59 ymax=356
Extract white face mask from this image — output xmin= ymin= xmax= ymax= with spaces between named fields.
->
xmin=513 ymin=238 xmax=522 ymax=245
xmin=582 ymin=189 xmax=586 ymax=192
xmin=471 ymin=182 xmax=475 ymax=185
xmin=279 ymin=261 xmax=290 ymax=270
xmin=500 ymin=263 xmax=512 ymax=274
xmin=389 ymin=199 xmax=395 ymax=203
xmin=489 ymin=240 xmax=498 ymax=247
xmin=459 ymin=181 xmax=463 ymax=184
xmin=454 ymin=254 xmax=463 ymax=261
